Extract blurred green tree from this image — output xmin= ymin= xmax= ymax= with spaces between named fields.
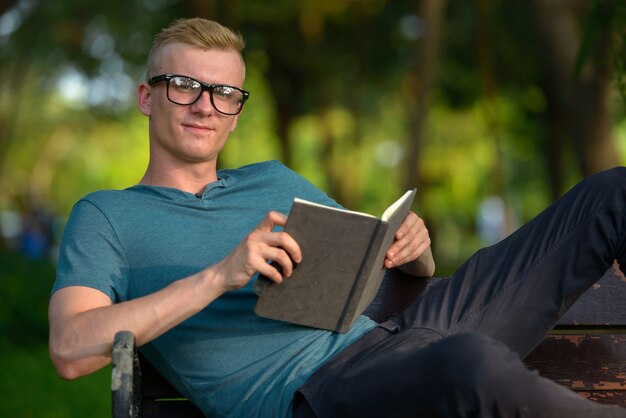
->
xmin=1 ymin=0 xmax=624 ymax=270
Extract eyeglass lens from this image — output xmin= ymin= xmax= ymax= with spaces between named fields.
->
xmin=168 ymin=76 xmax=245 ymax=115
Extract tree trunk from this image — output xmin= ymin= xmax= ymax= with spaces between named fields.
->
xmin=529 ymin=0 xmax=619 ymax=198
xmin=405 ymin=0 xmax=447 ymax=197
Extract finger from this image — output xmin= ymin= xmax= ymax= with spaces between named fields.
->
xmin=386 ymin=227 xmax=430 ymax=267
xmin=387 ymin=213 xmax=421 ymax=260
xmin=260 ymin=230 xmax=302 ymax=264
xmin=395 ymin=212 xmax=419 ymax=240
xmin=245 ymin=228 xmax=302 ymax=270
xmin=255 ymin=258 xmax=285 ymax=284
xmin=390 ymin=235 xmax=431 ymax=267
xmin=255 ymin=239 xmax=302 ymax=281
xmin=256 ymin=211 xmax=288 ymax=232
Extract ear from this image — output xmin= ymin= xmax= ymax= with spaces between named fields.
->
xmin=137 ymin=83 xmax=152 ymax=116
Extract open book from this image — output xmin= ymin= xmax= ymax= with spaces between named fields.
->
xmin=254 ymin=189 xmax=416 ymax=333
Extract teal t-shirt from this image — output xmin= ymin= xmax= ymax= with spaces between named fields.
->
xmin=53 ymin=160 xmax=377 ymax=417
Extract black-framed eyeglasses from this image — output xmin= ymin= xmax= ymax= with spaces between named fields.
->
xmin=147 ymin=74 xmax=250 ymax=116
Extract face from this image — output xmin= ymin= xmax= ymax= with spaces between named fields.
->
xmin=137 ymin=43 xmax=245 ymax=168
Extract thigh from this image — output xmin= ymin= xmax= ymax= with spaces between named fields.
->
xmin=296 ymin=327 xmax=443 ymax=418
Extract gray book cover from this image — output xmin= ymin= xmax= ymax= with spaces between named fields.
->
xmin=254 ymin=189 xmax=416 ymax=333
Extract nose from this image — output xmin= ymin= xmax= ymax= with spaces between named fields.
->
xmin=190 ymin=90 xmax=216 ymax=115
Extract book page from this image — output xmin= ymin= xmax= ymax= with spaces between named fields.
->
xmin=293 ymin=198 xmax=376 ymax=218
xmin=381 ymin=189 xmax=417 ymax=221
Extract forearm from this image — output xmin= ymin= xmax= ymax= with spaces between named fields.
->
xmin=49 ymin=267 xmax=225 ymax=379
xmin=398 ymin=246 xmax=436 ymax=278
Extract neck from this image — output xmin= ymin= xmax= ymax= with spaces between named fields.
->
xmin=139 ymin=160 xmax=218 ymax=195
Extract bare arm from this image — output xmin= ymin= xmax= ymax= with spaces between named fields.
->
xmin=384 ymin=211 xmax=436 ymax=277
xmin=49 ymin=211 xmax=300 ymax=380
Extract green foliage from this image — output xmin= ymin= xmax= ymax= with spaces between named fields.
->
xmin=609 ymin=0 xmax=626 ymax=102
xmin=0 ymin=250 xmax=54 ymax=346
xmin=576 ymin=0 xmax=626 ymax=93
xmin=0 ymin=343 xmax=110 ymax=418
xmin=0 ymin=249 xmax=109 ymax=416
xmin=1 ymin=83 xmax=149 ymax=215
xmin=1 ymin=0 xmax=626 ymax=275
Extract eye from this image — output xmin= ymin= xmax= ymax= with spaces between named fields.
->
xmin=213 ymin=85 xmax=240 ymax=101
xmin=172 ymin=76 xmax=200 ymax=92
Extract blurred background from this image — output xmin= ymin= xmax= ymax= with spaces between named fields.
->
xmin=1 ymin=0 xmax=625 ymax=416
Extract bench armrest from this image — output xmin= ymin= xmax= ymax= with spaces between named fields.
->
xmin=112 ymin=330 xmax=141 ymax=418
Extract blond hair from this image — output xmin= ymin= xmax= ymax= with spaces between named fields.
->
xmin=146 ymin=18 xmax=245 ymax=79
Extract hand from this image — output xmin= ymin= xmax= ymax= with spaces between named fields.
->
xmin=214 ymin=211 xmax=302 ymax=292
xmin=385 ymin=211 xmax=431 ymax=269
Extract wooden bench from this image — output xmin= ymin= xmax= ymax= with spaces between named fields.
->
xmin=111 ymin=265 xmax=626 ymax=417
xmin=523 ymin=264 xmax=626 ymax=406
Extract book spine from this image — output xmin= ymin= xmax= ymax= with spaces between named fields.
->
xmin=334 ymin=221 xmax=389 ymax=332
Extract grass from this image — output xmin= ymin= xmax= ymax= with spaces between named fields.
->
xmin=0 ymin=342 xmax=110 ymax=417
xmin=0 ymin=249 xmax=110 ymax=417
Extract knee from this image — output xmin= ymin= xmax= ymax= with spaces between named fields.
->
xmin=564 ymin=166 xmax=626 ymax=214
xmin=606 ymin=166 xmax=626 ymax=179
xmin=582 ymin=166 xmax=626 ymax=194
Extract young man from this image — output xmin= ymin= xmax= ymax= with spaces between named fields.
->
xmin=49 ymin=18 xmax=626 ymax=418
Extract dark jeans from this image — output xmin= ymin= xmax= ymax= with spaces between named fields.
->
xmin=294 ymin=167 xmax=626 ymax=418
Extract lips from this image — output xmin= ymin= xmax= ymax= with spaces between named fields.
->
xmin=182 ymin=123 xmax=214 ymax=133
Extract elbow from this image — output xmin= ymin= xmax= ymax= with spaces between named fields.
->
xmin=57 ymin=366 xmax=83 ymax=381
xmin=48 ymin=339 xmax=93 ymax=380
xmin=50 ymin=349 xmax=82 ymax=380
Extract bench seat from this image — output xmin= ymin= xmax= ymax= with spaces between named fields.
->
xmin=112 ymin=265 xmax=626 ymax=417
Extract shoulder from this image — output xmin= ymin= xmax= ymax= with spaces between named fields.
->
xmin=219 ymin=160 xmax=307 ymax=189
xmin=77 ymin=189 xmax=130 ymax=206
xmin=75 ymin=187 xmax=153 ymax=210
xmin=218 ymin=160 xmax=341 ymax=208
xmin=67 ymin=189 xmax=140 ymax=225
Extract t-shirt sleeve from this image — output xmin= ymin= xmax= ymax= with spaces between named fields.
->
xmin=52 ymin=198 xmax=129 ymax=302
